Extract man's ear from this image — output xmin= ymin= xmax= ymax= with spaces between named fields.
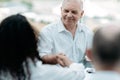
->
xmin=79 ymin=10 xmax=84 ymax=18
xmin=86 ymin=49 xmax=93 ymax=61
xmin=61 ymin=7 xmax=62 ymax=11
xmin=81 ymin=10 xmax=84 ymax=16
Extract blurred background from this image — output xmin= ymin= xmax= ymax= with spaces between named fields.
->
xmin=0 ymin=0 xmax=120 ymax=31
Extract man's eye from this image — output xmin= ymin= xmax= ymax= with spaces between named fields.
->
xmin=64 ymin=10 xmax=69 ymax=13
xmin=72 ymin=11 xmax=77 ymax=14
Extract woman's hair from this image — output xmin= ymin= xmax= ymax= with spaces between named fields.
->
xmin=0 ymin=14 xmax=41 ymax=80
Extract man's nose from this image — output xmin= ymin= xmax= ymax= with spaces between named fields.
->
xmin=67 ymin=12 xmax=72 ymax=17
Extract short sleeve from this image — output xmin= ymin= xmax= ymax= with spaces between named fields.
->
xmin=86 ymin=30 xmax=94 ymax=49
xmin=37 ymin=28 xmax=53 ymax=57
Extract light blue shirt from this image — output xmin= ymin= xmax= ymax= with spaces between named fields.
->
xmin=38 ymin=19 xmax=93 ymax=63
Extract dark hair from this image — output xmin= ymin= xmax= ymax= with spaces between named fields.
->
xmin=0 ymin=14 xmax=40 ymax=80
xmin=93 ymin=28 xmax=120 ymax=65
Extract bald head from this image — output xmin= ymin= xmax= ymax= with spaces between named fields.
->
xmin=62 ymin=0 xmax=83 ymax=10
xmin=99 ymin=24 xmax=120 ymax=41
xmin=93 ymin=24 xmax=120 ymax=65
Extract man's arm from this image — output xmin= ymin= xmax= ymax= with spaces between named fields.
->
xmin=38 ymin=27 xmax=57 ymax=64
xmin=41 ymin=54 xmax=58 ymax=64
xmin=84 ymin=29 xmax=94 ymax=67
xmin=42 ymin=53 xmax=66 ymax=64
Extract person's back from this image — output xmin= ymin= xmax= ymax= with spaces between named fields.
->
xmin=0 ymin=14 xmax=41 ymax=80
xmin=86 ymin=24 xmax=120 ymax=80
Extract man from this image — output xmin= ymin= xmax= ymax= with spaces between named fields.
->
xmin=86 ymin=24 xmax=120 ymax=80
xmin=38 ymin=0 xmax=93 ymax=67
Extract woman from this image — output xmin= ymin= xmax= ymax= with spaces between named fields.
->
xmin=0 ymin=14 xmax=41 ymax=80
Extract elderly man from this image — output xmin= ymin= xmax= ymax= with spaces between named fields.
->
xmin=38 ymin=0 xmax=93 ymax=67
xmin=85 ymin=24 xmax=120 ymax=80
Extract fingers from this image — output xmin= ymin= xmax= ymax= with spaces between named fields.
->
xmin=56 ymin=55 xmax=73 ymax=67
xmin=57 ymin=57 xmax=65 ymax=67
xmin=56 ymin=53 xmax=65 ymax=66
xmin=58 ymin=53 xmax=66 ymax=56
xmin=56 ymin=55 xmax=67 ymax=67
xmin=56 ymin=55 xmax=65 ymax=60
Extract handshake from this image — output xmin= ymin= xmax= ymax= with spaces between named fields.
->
xmin=42 ymin=53 xmax=73 ymax=67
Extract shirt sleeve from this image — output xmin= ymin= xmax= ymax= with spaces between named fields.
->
xmin=30 ymin=61 xmax=85 ymax=80
xmin=38 ymin=28 xmax=53 ymax=57
xmin=86 ymin=30 xmax=94 ymax=49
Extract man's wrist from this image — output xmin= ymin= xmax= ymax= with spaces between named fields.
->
xmin=42 ymin=55 xmax=57 ymax=64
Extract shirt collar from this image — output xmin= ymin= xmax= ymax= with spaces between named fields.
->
xmin=77 ymin=22 xmax=84 ymax=32
xmin=58 ymin=19 xmax=67 ymax=32
xmin=58 ymin=19 xmax=84 ymax=33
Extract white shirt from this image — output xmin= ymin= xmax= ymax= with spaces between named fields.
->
xmin=38 ymin=19 xmax=93 ymax=63
xmin=28 ymin=60 xmax=85 ymax=80
xmin=84 ymin=71 xmax=120 ymax=80
xmin=0 ymin=59 xmax=85 ymax=80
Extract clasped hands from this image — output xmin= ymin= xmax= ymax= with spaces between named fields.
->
xmin=42 ymin=53 xmax=73 ymax=67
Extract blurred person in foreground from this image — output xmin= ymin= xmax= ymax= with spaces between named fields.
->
xmin=0 ymin=14 xmax=85 ymax=80
xmin=85 ymin=24 xmax=120 ymax=80
xmin=0 ymin=14 xmax=41 ymax=80
xmin=38 ymin=0 xmax=93 ymax=68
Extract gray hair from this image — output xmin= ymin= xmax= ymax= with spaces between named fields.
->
xmin=61 ymin=0 xmax=83 ymax=10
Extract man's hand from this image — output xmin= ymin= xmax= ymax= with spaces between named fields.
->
xmin=41 ymin=53 xmax=66 ymax=64
xmin=41 ymin=53 xmax=73 ymax=67
xmin=56 ymin=54 xmax=73 ymax=67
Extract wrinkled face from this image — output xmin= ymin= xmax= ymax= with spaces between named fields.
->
xmin=61 ymin=1 xmax=84 ymax=27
